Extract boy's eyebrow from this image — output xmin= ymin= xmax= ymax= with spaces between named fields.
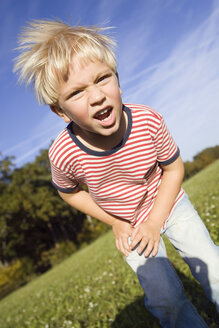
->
xmin=63 ymin=86 xmax=84 ymax=101
xmin=63 ymin=81 xmax=87 ymax=100
xmin=94 ymin=69 xmax=112 ymax=82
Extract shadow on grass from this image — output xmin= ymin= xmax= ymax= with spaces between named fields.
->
xmin=176 ymin=268 xmax=219 ymax=328
xmin=111 ymin=267 xmax=219 ymax=328
xmin=111 ymin=295 xmax=160 ymax=328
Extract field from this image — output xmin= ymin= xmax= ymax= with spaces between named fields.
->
xmin=0 ymin=161 xmax=218 ymax=328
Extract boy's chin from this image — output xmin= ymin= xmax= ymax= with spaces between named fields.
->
xmin=97 ymin=123 xmax=121 ymax=137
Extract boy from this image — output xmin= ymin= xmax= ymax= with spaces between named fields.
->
xmin=14 ymin=19 xmax=219 ymax=327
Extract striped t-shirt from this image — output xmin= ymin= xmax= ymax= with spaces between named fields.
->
xmin=49 ymin=104 xmax=184 ymax=227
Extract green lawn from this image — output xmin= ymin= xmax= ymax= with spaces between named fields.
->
xmin=0 ymin=161 xmax=218 ymax=328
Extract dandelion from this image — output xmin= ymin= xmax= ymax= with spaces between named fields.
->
xmin=89 ymin=302 xmax=94 ymax=308
xmin=84 ymin=287 xmax=90 ymax=293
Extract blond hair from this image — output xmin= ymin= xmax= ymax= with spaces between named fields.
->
xmin=13 ymin=19 xmax=117 ymax=105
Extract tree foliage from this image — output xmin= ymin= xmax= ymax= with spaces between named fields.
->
xmin=0 ymin=150 xmax=86 ymax=271
xmin=184 ymin=145 xmax=219 ymax=180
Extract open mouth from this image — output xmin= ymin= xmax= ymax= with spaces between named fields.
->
xmin=94 ymin=107 xmax=112 ymax=121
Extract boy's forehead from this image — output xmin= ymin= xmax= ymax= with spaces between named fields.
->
xmin=69 ymin=55 xmax=105 ymax=72
xmin=55 ymin=55 xmax=92 ymax=84
xmin=67 ymin=56 xmax=112 ymax=80
xmin=69 ymin=55 xmax=91 ymax=72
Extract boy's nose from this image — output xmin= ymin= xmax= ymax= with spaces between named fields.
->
xmin=89 ymin=85 xmax=105 ymax=106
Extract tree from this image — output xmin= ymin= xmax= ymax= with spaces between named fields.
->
xmin=0 ymin=154 xmax=15 ymax=264
xmin=0 ymin=149 xmax=86 ymax=270
xmin=0 ymin=154 xmax=15 ymax=191
xmin=184 ymin=145 xmax=219 ymax=180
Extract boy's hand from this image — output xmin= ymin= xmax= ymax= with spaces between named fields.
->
xmin=112 ymin=220 xmax=133 ymax=256
xmin=130 ymin=220 xmax=161 ymax=257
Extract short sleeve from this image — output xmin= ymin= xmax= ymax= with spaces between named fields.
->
xmin=152 ymin=116 xmax=180 ymax=165
xmin=50 ymin=160 xmax=79 ymax=193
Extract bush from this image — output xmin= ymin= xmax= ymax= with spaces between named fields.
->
xmin=184 ymin=145 xmax=219 ymax=180
xmin=0 ymin=257 xmax=35 ymax=299
xmin=77 ymin=215 xmax=110 ymax=246
xmin=39 ymin=241 xmax=77 ymax=269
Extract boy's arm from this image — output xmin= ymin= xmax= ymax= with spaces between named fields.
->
xmin=130 ymin=155 xmax=184 ymax=257
xmin=58 ymin=188 xmax=133 ymax=255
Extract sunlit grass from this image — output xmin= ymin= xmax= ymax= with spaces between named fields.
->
xmin=0 ymin=161 xmax=218 ymax=328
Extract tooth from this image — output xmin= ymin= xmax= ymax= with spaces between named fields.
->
xmin=96 ymin=108 xmax=109 ymax=117
xmin=100 ymin=109 xmax=107 ymax=115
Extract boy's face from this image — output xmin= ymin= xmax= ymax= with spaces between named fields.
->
xmin=55 ymin=58 xmax=123 ymax=141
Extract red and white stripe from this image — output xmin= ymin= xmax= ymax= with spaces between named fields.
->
xmin=49 ymin=104 xmax=184 ymax=227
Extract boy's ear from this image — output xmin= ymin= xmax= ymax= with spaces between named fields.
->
xmin=115 ymin=72 xmax=122 ymax=95
xmin=115 ymin=72 xmax=120 ymax=86
xmin=50 ymin=105 xmax=71 ymax=123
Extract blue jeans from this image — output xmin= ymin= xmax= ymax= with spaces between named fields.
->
xmin=126 ymin=194 xmax=219 ymax=328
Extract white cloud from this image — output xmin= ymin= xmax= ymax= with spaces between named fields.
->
xmin=4 ymin=118 xmax=64 ymax=156
xmin=5 ymin=112 xmax=66 ymax=166
xmin=15 ymin=137 xmax=52 ymax=165
xmin=120 ymin=5 xmax=219 ymax=160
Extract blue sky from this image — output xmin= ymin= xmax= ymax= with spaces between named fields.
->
xmin=1 ymin=0 xmax=219 ymax=167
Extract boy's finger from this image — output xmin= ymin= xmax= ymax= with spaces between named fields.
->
xmin=144 ymin=240 xmax=154 ymax=257
xmin=119 ymin=239 xmax=128 ymax=256
xmin=152 ymin=241 xmax=159 ymax=257
xmin=116 ymin=238 xmax=125 ymax=255
xmin=130 ymin=234 xmax=142 ymax=250
xmin=115 ymin=239 xmax=120 ymax=252
xmin=123 ymin=237 xmax=131 ymax=252
xmin=137 ymin=237 xmax=148 ymax=254
xmin=130 ymin=227 xmax=139 ymax=240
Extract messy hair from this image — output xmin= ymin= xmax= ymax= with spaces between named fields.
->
xmin=13 ymin=19 xmax=117 ymax=105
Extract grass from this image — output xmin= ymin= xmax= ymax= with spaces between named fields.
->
xmin=0 ymin=161 xmax=218 ymax=328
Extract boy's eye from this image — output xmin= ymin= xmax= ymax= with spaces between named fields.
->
xmin=69 ymin=90 xmax=82 ymax=98
xmin=97 ymin=74 xmax=111 ymax=83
